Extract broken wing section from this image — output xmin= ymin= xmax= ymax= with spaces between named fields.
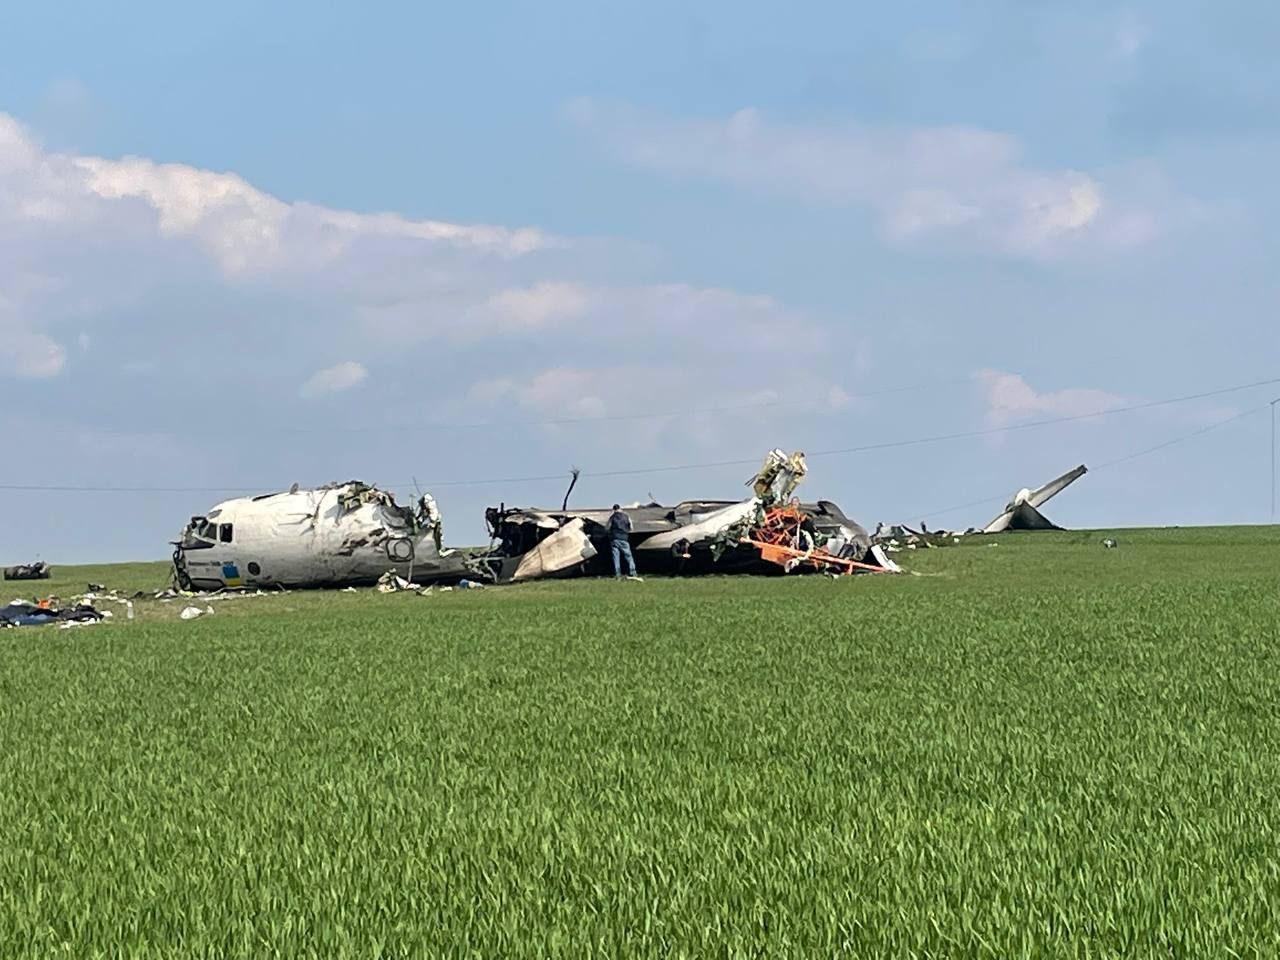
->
xmin=983 ymin=464 xmax=1087 ymax=533
xmin=1026 ymin=464 xmax=1088 ymax=508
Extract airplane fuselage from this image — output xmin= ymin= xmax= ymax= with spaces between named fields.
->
xmin=173 ymin=484 xmax=479 ymax=591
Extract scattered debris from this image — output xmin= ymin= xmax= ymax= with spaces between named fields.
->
xmin=872 ymin=524 xmax=967 ymax=551
xmin=4 ymin=562 xmax=50 ymax=581
xmin=873 ymin=464 xmax=1089 ymax=546
xmin=60 ymin=617 xmax=106 ymax=630
xmin=376 ymin=571 xmax=415 ymax=594
xmin=1 ymin=599 xmax=103 ymax=628
xmin=374 ymin=568 xmax=482 ymax=595
xmin=1102 ymin=538 xmax=1118 ymax=549
xmin=179 ymin=605 xmax=214 ymax=620
xmin=67 ymin=589 xmax=137 ymax=623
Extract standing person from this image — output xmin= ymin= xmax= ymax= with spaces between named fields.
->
xmin=607 ymin=504 xmax=639 ymax=580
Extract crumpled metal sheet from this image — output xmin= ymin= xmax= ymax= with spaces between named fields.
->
xmin=511 ymin=518 xmax=598 ymax=582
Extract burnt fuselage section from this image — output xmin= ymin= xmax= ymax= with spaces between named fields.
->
xmin=485 ymin=498 xmax=874 ymax=579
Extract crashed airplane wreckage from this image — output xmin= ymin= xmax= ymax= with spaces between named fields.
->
xmin=172 ymin=481 xmax=491 ymax=591
xmin=982 ymin=464 xmax=1088 ymax=533
xmin=4 ymin=561 xmax=51 ymax=581
xmin=874 ymin=464 xmax=1090 ymax=547
xmin=170 ymin=451 xmax=897 ymax=592
xmin=486 ymin=449 xmax=900 ymax=582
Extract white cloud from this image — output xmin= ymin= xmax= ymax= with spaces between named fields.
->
xmin=486 ymin=282 xmax=590 ymax=330
xmin=359 ymin=279 xmax=825 ymax=355
xmin=300 ymin=361 xmax=368 ymax=399
xmin=0 ymin=110 xmax=559 ymax=383
xmin=976 ymin=370 xmax=1125 ymax=429
xmin=568 ymin=98 xmax=1163 ymax=259
xmin=469 ymin=358 xmax=869 ymax=461
xmin=67 ymin=155 xmax=548 ymax=277
xmin=474 ymin=367 xmax=613 ymax=420
xmin=1112 ymin=11 xmax=1149 ymax=61
xmin=0 ymin=115 xmax=39 ymax=169
xmin=0 ymin=328 xmax=66 ymax=379
xmin=0 ymin=109 xmax=871 ymax=464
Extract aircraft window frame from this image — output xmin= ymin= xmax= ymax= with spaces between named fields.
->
xmin=219 ymin=523 xmax=233 ymax=543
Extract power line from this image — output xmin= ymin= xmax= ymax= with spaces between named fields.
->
xmin=915 ymin=402 xmax=1270 ymax=523
xmin=3 ymin=374 xmax=1277 ymax=496
xmin=436 ymin=375 xmax=976 ymax=430
xmin=27 ymin=374 xmax=979 ymax=441
xmin=1272 ymin=399 xmax=1279 ymax=524
xmin=806 ymin=376 xmax=1280 ymax=460
xmin=1092 ymin=405 xmax=1266 ymax=470
xmin=446 ymin=375 xmax=1280 ymax=486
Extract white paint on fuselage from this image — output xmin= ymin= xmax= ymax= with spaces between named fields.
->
xmin=176 ymin=485 xmax=454 ymax=590
xmin=635 ymin=498 xmax=760 ymax=552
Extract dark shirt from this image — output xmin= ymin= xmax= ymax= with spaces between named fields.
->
xmin=607 ymin=510 xmax=632 ymax=541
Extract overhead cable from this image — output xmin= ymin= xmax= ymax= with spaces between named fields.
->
xmin=3 ymin=374 xmax=1276 ymax=495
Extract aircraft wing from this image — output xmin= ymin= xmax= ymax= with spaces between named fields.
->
xmin=1026 ymin=464 xmax=1088 ymax=508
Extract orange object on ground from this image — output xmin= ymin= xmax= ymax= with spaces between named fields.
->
xmin=743 ymin=505 xmax=890 ymax=575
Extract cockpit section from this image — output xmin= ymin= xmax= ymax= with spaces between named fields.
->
xmin=180 ymin=516 xmax=234 ymax=549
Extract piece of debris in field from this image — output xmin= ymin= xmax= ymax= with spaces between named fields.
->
xmin=484 ymin=448 xmax=900 ymax=583
xmin=4 ymin=561 xmax=51 ymax=581
xmin=376 ymin=571 xmax=415 ymax=593
xmin=171 ymin=481 xmax=491 ymax=593
xmin=982 ymin=465 xmax=1087 ymax=533
xmin=179 ymin=605 xmax=213 ymax=620
xmin=1102 ymin=538 xmax=1118 ymax=548
xmin=871 ymin=524 xmax=961 ymax=551
xmin=1 ymin=599 xmax=103 ymax=628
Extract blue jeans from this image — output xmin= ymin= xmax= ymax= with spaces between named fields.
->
xmin=611 ymin=538 xmax=636 ymax=577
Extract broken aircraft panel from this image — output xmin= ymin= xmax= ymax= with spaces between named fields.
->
xmin=982 ymin=464 xmax=1088 ymax=533
xmin=506 ymin=518 xmax=598 ymax=582
xmin=4 ymin=561 xmax=51 ymax=581
xmin=172 ymin=481 xmax=489 ymax=591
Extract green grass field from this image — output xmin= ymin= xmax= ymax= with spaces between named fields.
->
xmin=3 ymin=526 xmax=1279 ymax=957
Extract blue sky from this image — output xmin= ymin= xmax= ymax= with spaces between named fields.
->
xmin=1 ymin=1 xmax=1278 ymax=562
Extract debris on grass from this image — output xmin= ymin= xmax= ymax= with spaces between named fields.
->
xmin=1 ymin=599 xmax=104 ymax=628
xmin=3 ymin=561 xmax=51 ymax=581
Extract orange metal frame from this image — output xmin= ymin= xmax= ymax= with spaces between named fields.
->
xmin=742 ymin=505 xmax=890 ymax=575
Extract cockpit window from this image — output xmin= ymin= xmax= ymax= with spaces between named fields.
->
xmin=219 ymin=523 xmax=233 ymax=543
xmin=181 ymin=517 xmax=218 ymax=550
